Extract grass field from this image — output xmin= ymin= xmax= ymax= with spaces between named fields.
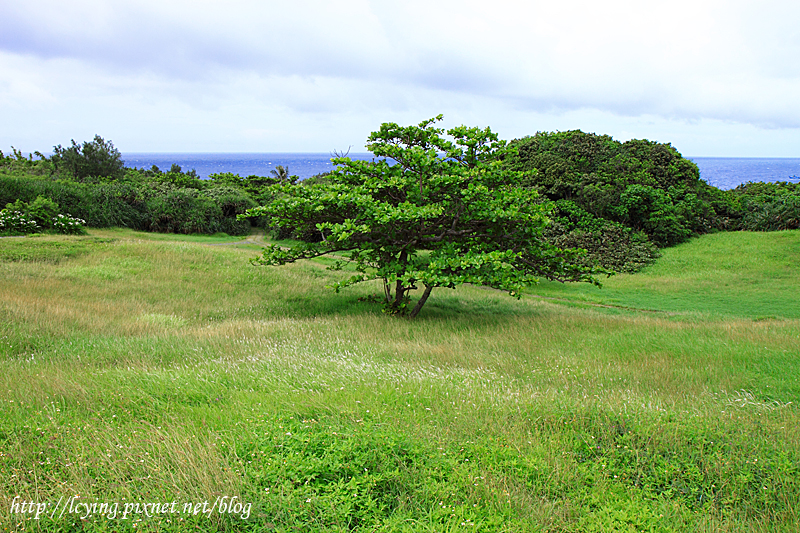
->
xmin=1 ymin=228 xmax=798 ymax=532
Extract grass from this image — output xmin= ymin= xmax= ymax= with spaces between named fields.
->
xmin=531 ymin=230 xmax=800 ymax=320
xmin=1 ymin=228 xmax=799 ymax=532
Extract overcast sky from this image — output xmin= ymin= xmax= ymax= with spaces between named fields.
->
xmin=2 ymin=0 xmax=799 ymax=156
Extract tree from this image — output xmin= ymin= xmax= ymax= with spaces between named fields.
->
xmin=270 ymin=165 xmax=297 ymax=184
xmin=244 ymin=116 xmax=605 ymax=318
xmin=51 ymin=135 xmax=125 ymax=180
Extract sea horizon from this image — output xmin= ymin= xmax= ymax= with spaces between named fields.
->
xmin=120 ymin=152 xmax=800 ymax=190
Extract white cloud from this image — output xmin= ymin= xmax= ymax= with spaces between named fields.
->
xmin=1 ymin=0 xmax=800 ymax=154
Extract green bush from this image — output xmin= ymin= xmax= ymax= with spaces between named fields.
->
xmin=0 ymin=209 xmax=39 ymax=235
xmin=546 ymin=222 xmax=660 ymax=273
xmin=1 ymin=195 xmax=86 ymax=235
xmin=0 ymin=175 xmax=254 ymax=236
xmin=730 ymin=181 xmax=800 ymax=231
xmin=0 ymin=147 xmax=53 ymax=178
xmin=509 ymin=131 xmax=714 ymax=247
xmin=6 ymin=195 xmax=59 ymax=227
xmin=144 ymin=186 xmax=221 ymax=234
xmin=51 ymin=135 xmax=125 ymax=180
xmin=545 ymin=200 xmax=659 ymax=272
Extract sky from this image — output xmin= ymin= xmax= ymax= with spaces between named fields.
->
xmin=2 ymin=0 xmax=799 ymax=156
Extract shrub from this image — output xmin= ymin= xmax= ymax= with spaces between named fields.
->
xmin=545 ymin=200 xmax=659 ymax=272
xmin=51 ymin=135 xmax=125 ymax=180
xmin=0 ymin=209 xmax=39 ymax=235
xmin=546 ymin=223 xmax=660 ymax=273
xmin=731 ymin=181 xmax=800 ymax=231
xmin=6 ymin=195 xmax=59 ymax=228
xmin=509 ymin=131 xmax=712 ymax=247
xmin=50 ymin=213 xmax=87 ymax=235
xmin=0 ymin=196 xmax=86 ymax=235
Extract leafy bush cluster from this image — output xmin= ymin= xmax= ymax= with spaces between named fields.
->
xmin=0 ymin=209 xmax=39 ymax=235
xmin=0 ymin=196 xmax=86 ymax=235
xmin=726 ymin=181 xmax=800 ymax=231
xmin=0 ymin=146 xmax=261 ymax=236
xmin=509 ymin=131 xmax=711 ymax=246
xmin=51 ymin=135 xmax=125 ymax=181
xmin=506 ymin=130 xmax=799 ymax=271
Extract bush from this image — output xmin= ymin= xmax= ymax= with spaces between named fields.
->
xmin=509 ymin=131 xmax=713 ymax=247
xmin=51 ymin=135 xmax=125 ymax=180
xmin=50 ymin=213 xmax=87 ymax=235
xmin=544 ymin=200 xmax=659 ymax=272
xmin=546 ymin=223 xmax=660 ymax=273
xmin=144 ymin=187 xmax=221 ymax=234
xmin=6 ymin=195 xmax=59 ymax=227
xmin=0 ymin=209 xmax=39 ymax=235
xmin=730 ymin=181 xmax=800 ymax=231
xmin=0 ymin=196 xmax=86 ymax=235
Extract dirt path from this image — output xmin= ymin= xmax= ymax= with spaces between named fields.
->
xmin=206 ymin=228 xmax=267 ymax=246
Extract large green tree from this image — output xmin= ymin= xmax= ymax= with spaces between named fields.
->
xmin=51 ymin=135 xmax=125 ymax=181
xmin=245 ymin=116 xmax=604 ymax=317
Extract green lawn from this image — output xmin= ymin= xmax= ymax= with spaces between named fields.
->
xmin=532 ymin=230 xmax=800 ymax=320
xmin=1 ymin=229 xmax=798 ymax=532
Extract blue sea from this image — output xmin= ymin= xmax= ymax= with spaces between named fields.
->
xmin=123 ymin=153 xmax=375 ymax=182
xmin=122 ymin=153 xmax=800 ymax=190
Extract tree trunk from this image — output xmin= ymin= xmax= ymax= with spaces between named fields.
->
xmin=408 ymin=284 xmax=433 ymax=318
xmin=392 ymin=250 xmax=409 ymax=310
xmin=393 ymin=279 xmax=405 ymax=308
xmin=383 ymin=278 xmax=391 ymax=304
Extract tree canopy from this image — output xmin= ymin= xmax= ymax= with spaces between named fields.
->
xmin=51 ymin=135 xmax=125 ymax=181
xmin=244 ymin=116 xmax=605 ymax=318
xmin=508 ymin=130 xmax=713 ymax=247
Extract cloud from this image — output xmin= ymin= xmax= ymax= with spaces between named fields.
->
xmin=2 ymin=0 xmax=800 ymax=153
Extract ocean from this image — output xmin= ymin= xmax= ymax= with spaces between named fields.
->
xmin=689 ymin=157 xmax=800 ymax=190
xmin=122 ymin=153 xmax=375 ymax=182
xmin=122 ymin=153 xmax=800 ymax=190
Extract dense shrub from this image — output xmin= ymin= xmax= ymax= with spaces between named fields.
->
xmin=546 ymin=201 xmax=660 ymax=272
xmin=0 ymin=209 xmax=38 ymax=235
xmin=509 ymin=131 xmax=717 ymax=248
xmin=51 ymin=135 xmax=125 ymax=180
xmin=0 ymin=176 xmax=149 ymax=229
xmin=0 ymin=175 xmax=251 ymax=236
xmin=142 ymin=186 xmax=221 ymax=234
xmin=1 ymin=196 xmax=86 ymax=235
xmin=730 ymin=181 xmax=800 ymax=231
xmin=0 ymin=148 xmax=53 ymax=178
xmin=6 ymin=195 xmax=59 ymax=227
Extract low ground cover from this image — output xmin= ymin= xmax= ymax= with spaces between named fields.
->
xmin=1 ymin=229 xmax=798 ymax=532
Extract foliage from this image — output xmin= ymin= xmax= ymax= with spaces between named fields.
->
xmin=51 ymin=135 xmax=125 ymax=180
xmin=0 ymin=173 xmax=253 ymax=236
xmin=300 ymin=171 xmax=334 ymax=186
xmin=544 ymin=200 xmax=660 ymax=272
xmin=729 ymin=181 xmax=800 ymax=231
xmin=1 ymin=195 xmax=86 ymax=235
xmin=6 ymin=195 xmax=59 ymax=226
xmin=509 ymin=131 xmax=717 ymax=248
xmin=0 ymin=209 xmax=39 ymax=235
xmin=246 ymin=117 xmax=605 ymax=317
xmin=142 ymin=186 xmax=224 ymax=234
xmin=546 ymin=223 xmax=660 ymax=274
xmin=49 ymin=213 xmax=88 ymax=234
xmin=208 ymin=172 xmax=283 ymax=204
xmin=0 ymin=147 xmax=52 ymax=177
xmin=270 ymin=164 xmax=298 ymax=184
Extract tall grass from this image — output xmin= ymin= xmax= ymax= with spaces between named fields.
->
xmin=1 ymin=229 xmax=798 ymax=532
